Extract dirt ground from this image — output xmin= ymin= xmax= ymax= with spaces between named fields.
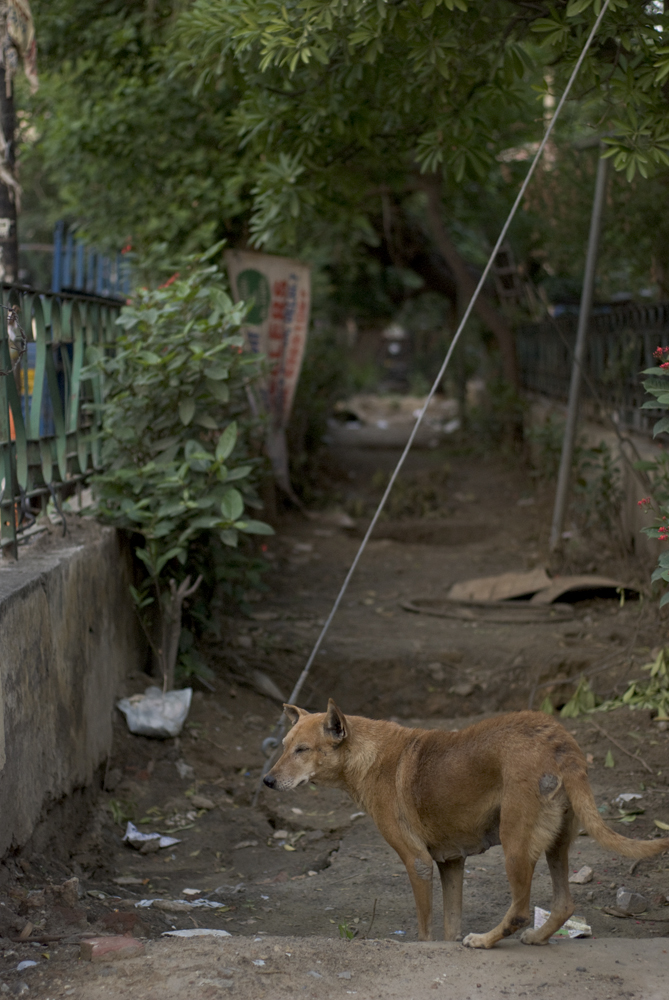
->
xmin=2 ymin=443 xmax=669 ymax=998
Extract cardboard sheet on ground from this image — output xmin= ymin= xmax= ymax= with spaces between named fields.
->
xmin=447 ymin=571 xmax=637 ymax=605
xmin=448 ymin=569 xmax=551 ymax=603
xmin=404 ymin=570 xmax=637 ymax=624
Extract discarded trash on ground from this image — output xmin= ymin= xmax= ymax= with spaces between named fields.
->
xmin=449 ymin=570 xmax=637 ymax=606
xmin=615 ymin=793 xmax=643 ymax=806
xmin=117 ymin=686 xmax=192 ymax=738
xmin=533 ymin=907 xmax=591 ymax=939
xmin=404 ymin=570 xmax=639 ymax=625
xmin=616 ymin=888 xmax=648 ymax=915
xmin=135 ymin=897 xmax=227 ymax=911
xmin=328 ymin=393 xmax=458 ymax=449
xmin=162 ymin=928 xmax=232 ymax=938
xmin=123 ymin=821 xmax=180 ymax=852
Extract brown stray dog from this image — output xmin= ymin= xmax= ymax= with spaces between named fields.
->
xmin=264 ymin=702 xmax=669 ymax=947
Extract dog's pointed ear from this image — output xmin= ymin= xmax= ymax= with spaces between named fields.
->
xmin=324 ymin=698 xmax=347 ymax=743
xmin=283 ymin=704 xmax=308 ymax=727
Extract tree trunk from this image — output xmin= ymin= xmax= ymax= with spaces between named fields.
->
xmin=0 ymin=65 xmax=18 ymax=284
xmin=159 ymin=574 xmax=202 ymax=691
xmin=421 ymin=177 xmax=518 ymax=387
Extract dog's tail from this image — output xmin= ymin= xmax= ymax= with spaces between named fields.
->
xmin=564 ymin=768 xmax=669 ymax=859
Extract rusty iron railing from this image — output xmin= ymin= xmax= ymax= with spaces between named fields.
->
xmin=0 ymin=284 xmax=121 ymax=558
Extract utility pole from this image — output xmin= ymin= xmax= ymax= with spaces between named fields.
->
xmin=549 ymin=146 xmax=608 ymax=551
xmin=0 ymin=63 xmax=17 ymax=285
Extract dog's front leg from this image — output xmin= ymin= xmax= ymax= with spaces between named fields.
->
xmin=437 ymin=857 xmax=465 ymax=940
xmin=403 ymin=854 xmax=434 ymax=941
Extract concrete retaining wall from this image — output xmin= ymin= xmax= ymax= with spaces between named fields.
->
xmin=525 ymin=395 xmax=662 ymax=566
xmin=0 ymin=527 xmax=142 ymax=857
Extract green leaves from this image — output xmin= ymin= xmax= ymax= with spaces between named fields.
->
xmin=221 ymin=487 xmax=244 ymax=522
xmin=216 ymin=421 xmax=238 ymax=462
xmin=235 ymin=519 xmax=275 ymax=535
xmin=90 ymin=247 xmax=272 ymax=614
xmin=179 ymin=399 xmax=196 ymax=425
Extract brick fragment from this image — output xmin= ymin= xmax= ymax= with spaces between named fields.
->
xmin=80 ymin=935 xmax=145 ymax=962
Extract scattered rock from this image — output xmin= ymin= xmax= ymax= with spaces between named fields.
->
xmin=175 ymin=760 xmax=195 ymax=780
xmin=449 ymin=682 xmax=476 ymax=697
xmin=569 ymin=866 xmax=593 ymax=885
xmin=233 ymin=841 xmax=258 ymax=850
xmin=338 ymin=971 xmax=352 ymax=979
xmin=190 ymin=794 xmax=215 ymax=810
xmin=152 ymin=900 xmax=192 ymax=914
xmin=138 ymin=839 xmax=161 ymax=855
xmin=273 ymin=830 xmax=289 ymax=840
xmin=80 ymin=936 xmax=145 ymax=963
xmin=616 ymin=888 xmax=647 ymax=915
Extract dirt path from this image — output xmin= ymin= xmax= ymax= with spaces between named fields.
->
xmin=1 ymin=445 xmax=669 ymax=997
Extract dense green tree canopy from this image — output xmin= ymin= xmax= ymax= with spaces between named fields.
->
xmin=18 ymin=1 xmax=669 ymax=362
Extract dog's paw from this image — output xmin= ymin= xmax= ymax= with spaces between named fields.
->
xmin=462 ymin=932 xmax=489 ymax=949
xmin=520 ymin=928 xmax=549 ymax=946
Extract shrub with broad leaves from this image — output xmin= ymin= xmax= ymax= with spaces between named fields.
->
xmin=87 ymin=244 xmax=273 ymax=689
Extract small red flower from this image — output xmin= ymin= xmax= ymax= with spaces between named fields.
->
xmin=638 ymin=497 xmax=651 ymax=506
xmin=261 ymin=544 xmax=268 ymax=552
xmin=159 ymin=272 xmax=180 ymax=289
xmin=653 ymin=345 xmax=669 ymax=359
xmin=121 ymin=242 xmax=132 ymax=255
xmin=661 ymin=362 xmax=669 ymax=370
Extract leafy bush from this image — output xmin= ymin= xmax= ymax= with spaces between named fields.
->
xmin=88 ymin=246 xmax=273 ymax=689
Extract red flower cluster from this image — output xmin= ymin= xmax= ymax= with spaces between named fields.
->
xmin=159 ymin=272 xmax=180 ymax=289
xmin=659 ymin=526 xmax=668 ymax=540
xmin=638 ymin=497 xmax=651 ymax=507
xmin=654 ymin=346 xmax=669 ymax=369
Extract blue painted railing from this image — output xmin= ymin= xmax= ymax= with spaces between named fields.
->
xmin=51 ymin=222 xmax=131 ymax=299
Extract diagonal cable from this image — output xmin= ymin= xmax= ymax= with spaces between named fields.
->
xmin=252 ymin=0 xmax=613 ymax=803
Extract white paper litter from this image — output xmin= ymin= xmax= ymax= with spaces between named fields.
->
xmin=123 ymin=821 xmax=181 ymax=851
xmin=615 ymin=793 xmax=643 ymax=806
xmin=135 ymin=897 xmax=226 ymax=910
xmin=162 ymin=929 xmax=232 ymax=938
xmin=117 ymin=686 xmax=192 ymax=738
xmin=533 ymin=906 xmax=592 ymax=939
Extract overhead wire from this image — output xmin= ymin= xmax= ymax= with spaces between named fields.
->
xmin=251 ymin=0 xmax=613 ymax=805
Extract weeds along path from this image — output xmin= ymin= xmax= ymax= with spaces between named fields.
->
xmin=3 ymin=445 xmax=669 ymax=998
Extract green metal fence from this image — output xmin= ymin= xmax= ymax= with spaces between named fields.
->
xmin=0 ymin=285 xmax=121 ymax=558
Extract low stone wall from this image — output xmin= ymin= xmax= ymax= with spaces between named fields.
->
xmin=525 ymin=395 xmax=662 ymax=565
xmin=0 ymin=526 xmax=143 ymax=857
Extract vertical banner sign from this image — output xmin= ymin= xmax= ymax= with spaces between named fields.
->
xmin=224 ymin=250 xmax=310 ymax=496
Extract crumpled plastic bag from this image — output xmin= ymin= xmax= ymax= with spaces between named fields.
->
xmin=117 ymin=686 xmax=192 ymax=738
xmin=123 ymin=821 xmax=181 ymax=851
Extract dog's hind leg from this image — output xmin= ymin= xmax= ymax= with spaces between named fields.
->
xmin=463 ymin=809 xmax=542 ymax=950
xmin=521 ymin=817 xmax=575 ymax=945
xmin=437 ymin=857 xmax=465 ymax=941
